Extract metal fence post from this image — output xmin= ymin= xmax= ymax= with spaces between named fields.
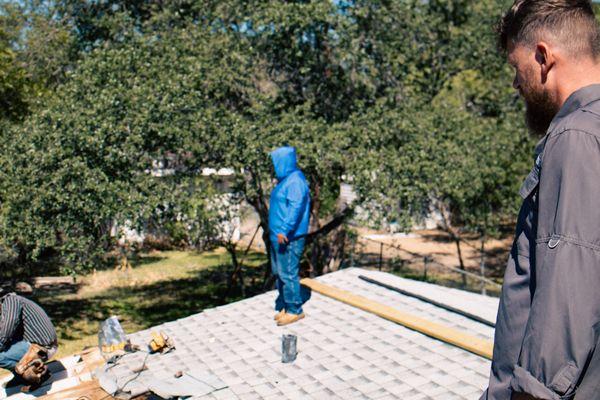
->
xmin=423 ymin=256 xmax=429 ymax=281
xmin=480 ymin=240 xmax=487 ymax=296
xmin=480 ymin=261 xmax=487 ymax=296
xmin=379 ymin=243 xmax=384 ymax=271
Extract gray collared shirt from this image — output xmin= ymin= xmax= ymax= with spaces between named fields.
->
xmin=482 ymin=84 xmax=600 ymax=399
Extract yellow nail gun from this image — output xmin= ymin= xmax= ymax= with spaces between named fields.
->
xmin=100 ymin=340 xmax=138 ymax=354
xmin=148 ymin=331 xmax=175 ymax=354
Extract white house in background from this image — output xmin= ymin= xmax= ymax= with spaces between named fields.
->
xmin=340 ymin=181 xmax=443 ymax=232
xmin=115 ymin=164 xmax=241 ymax=244
xmin=201 ymin=167 xmax=236 ymax=177
xmin=111 ymin=222 xmax=146 ymax=246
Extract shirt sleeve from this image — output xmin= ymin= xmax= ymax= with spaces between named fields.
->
xmin=483 ymin=196 xmax=536 ymax=400
xmin=0 ymin=295 xmax=23 ymax=351
xmin=279 ymin=179 xmax=307 ymax=238
xmin=509 ymin=130 xmax=600 ymax=399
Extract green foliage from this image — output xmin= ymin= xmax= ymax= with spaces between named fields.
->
xmin=346 ymin=1 xmax=533 ymax=238
xmin=0 ymin=0 xmax=534 ymax=275
xmin=0 ymin=1 xmax=77 ymax=108
xmin=0 ymin=26 xmax=222 ymax=273
xmin=0 ymin=37 xmax=30 ymax=120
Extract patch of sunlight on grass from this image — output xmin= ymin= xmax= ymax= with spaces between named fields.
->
xmin=78 ymin=248 xmax=231 ymax=296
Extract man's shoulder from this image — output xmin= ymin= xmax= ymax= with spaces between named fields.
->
xmin=543 ymin=112 xmax=600 ymax=168
xmin=286 ymin=171 xmax=309 ymax=187
xmin=0 ymin=293 xmax=22 ymax=309
xmin=1 ymin=293 xmax=20 ymax=302
xmin=551 ymin=100 xmax=600 ymax=139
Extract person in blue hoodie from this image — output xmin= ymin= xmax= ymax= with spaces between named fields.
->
xmin=269 ymin=146 xmax=311 ymax=326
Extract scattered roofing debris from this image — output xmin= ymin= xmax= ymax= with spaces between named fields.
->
xmin=2 ymin=268 xmax=498 ymax=399
xmin=95 ymin=346 xmax=226 ymax=398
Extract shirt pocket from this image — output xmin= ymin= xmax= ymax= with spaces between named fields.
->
xmin=519 ymin=157 xmax=541 ymax=200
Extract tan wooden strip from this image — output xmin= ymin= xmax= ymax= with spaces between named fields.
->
xmin=37 ymin=380 xmax=112 ymax=400
xmin=300 ymin=278 xmax=494 ymax=360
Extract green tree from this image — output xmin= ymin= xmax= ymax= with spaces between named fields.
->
xmin=0 ymin=0 xmax=535 ymax=282
xmin=346 ymin=0 xmax=534 ymax=275
xmin=0 ymin=30 xmax=30 ymax=120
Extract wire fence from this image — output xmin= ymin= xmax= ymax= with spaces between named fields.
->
xmin=345 ymin=236 xmax=502 ymax=297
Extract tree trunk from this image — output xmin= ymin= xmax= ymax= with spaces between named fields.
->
xmin=327 ymin=227 xmax=346 ymax=272
xmin=309 ymin=183 xmax=323 ymax=276
xmin=437 ymin=200 xmax=467 ymax=287
xmin=225 ymin=242 xmax=239 ymax=295
xmin=480 ymin=234 xmax=486 ymax=295
xmin=245 ymin=168 xmax=273 ymax=286
xmin=454 ymin=238 xmax=467 ymax=287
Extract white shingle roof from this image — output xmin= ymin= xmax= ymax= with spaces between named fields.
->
xmin=105 ymin=267 xmax=498 ymax=399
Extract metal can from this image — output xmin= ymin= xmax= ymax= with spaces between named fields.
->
xmin=281 ymin=334 xmax=297 ymax=363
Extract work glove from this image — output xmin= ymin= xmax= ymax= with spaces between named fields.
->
xmin=277 ymin=233 xmax=289 ymax=244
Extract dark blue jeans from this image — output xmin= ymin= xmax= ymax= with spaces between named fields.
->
xmin=270 ymin=239 xmax=310 ymax=315
xmin=0 ymin=341 xmax=30 ymax=371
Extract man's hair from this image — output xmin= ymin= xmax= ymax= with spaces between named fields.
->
xmin=498 ymin=0 xmax=600 ymax=58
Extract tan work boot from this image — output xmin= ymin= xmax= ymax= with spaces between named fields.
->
xmin=14 ymin=344 xmax=49 ymax=389
xmin=274 ymin=310 xmax=286 ymax=321
xmin=277 ymin=312 xmax=305 ymax=326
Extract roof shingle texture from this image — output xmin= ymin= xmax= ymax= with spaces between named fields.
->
xmin=116 ymin=268 xmax=499 ymax=399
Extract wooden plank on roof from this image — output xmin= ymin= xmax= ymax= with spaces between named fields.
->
xmin=36 ymin=380 xmax=110 ymax=400
xmin=301 ymin=278 xmax=494 ymax=360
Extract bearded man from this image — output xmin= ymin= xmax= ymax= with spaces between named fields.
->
xmin=481 ymin=1 xmax=600 ymax=399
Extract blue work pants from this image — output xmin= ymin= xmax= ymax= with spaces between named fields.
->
xmin=270 ymin=239 xmax=310 ymax=315
xmin=0 ymin=341 xmax=30 ymax=371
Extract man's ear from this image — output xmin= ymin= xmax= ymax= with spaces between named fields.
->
xmin=535 ymin=42 xmax=555 ymax=84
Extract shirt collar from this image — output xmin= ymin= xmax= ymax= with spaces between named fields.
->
xmin=548 ymin=83 xmax=600 ymax=132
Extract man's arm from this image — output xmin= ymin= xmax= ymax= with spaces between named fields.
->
xmin=279 ymin=179 xmax=307 ymax=239
xmin=509 ymin=131 xmax=600 ymax=399
xmin=482 ymin=195 xmax=536 ymax=400
xmin=0 ymin=295 xmax=22 ymax=351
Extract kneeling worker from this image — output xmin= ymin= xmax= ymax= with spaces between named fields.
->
xmin=269 ymin=146 xmax=311 ymax=326
xmin=0 ymin=293 xmax=57 ymax=386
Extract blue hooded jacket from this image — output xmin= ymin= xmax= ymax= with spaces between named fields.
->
xmin=268 ymin=147 xmax=311 ymax=242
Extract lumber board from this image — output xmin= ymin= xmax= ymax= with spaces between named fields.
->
xmin=300 ymin=278 xmax=494 ymax=360
xmin=36 ymin=380 xmax=110 ymax=400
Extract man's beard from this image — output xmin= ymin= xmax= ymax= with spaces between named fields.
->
xmin=523 ymin=85 xmax=560 ymax=137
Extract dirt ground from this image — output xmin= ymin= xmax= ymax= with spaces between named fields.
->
xmin=355 ymin=227 xmax=512 ymax=278
xmin=238 ymin=212 xmax=513 ymax=295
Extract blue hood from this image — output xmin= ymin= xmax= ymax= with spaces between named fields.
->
xmin=270 ymin=146 xmax=297 ymax=181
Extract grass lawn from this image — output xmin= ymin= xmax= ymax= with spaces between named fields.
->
xmin=34 ymin=248 xmax=267 ymax=359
